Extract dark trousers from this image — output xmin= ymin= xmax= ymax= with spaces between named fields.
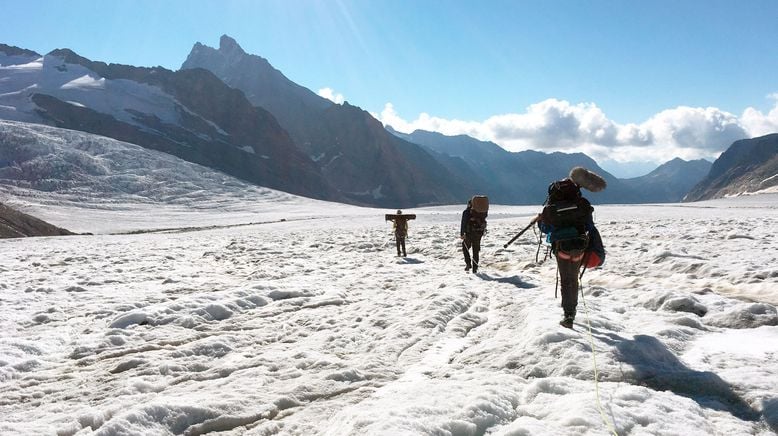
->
xmin=557 ymin=255 xmax=582 ymax=317
xmin=395 ymin=236 xmax=406 ymax=256
xmin=462 ymin=232 xmax=482 ymax=269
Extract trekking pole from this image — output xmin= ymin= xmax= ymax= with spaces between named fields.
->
xmin=503 ymin=217 xmax=538 ymax=249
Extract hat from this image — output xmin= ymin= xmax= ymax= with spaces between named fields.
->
xmin=396 ymin=209 xmax=402 ymax=214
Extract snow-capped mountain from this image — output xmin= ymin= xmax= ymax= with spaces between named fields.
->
xmin=182 ymin=35 xmax=472 ymax=207
xmin=685 ymin=133 xmax=778 ymax=201
xmin=0 ymin=44 xmax=335 ymax=201
xmin=0 ymin=43 xmax=39 ymax=66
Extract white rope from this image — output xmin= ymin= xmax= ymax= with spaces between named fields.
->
xmin=579 ymin=281 xmax=619 ymax=436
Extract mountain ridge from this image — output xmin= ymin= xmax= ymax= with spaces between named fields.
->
xmin=685 ymin=133 xmax=778 ymax=201
xmin=389 ymin=128 xmax=712 ymax=204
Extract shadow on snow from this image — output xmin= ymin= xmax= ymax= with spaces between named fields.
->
xmin=477 ymin=273 xmax=537 ymax=289
xmin=599 ymin=333 xmax=762 ymax=423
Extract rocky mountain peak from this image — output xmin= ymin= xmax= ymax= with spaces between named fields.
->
xmin=219 ymin=34 xmax=245 ymax=55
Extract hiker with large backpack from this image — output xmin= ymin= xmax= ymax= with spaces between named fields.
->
xmin=536 ymin=167 xmax=606 ymax=328
xmin=386 ymin=210 xmax=415 ymax=257
xmin=461 ymin=196 xmax=489 ymax=273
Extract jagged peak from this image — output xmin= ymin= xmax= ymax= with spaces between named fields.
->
xmin=219 ymin=35 xmax=245 ymax=54
xmin=46 ymin=48 xmax=93 ymax=66
xmin=0 ymin=43 xmax=40 ymax=58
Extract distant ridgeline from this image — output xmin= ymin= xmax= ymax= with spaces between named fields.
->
xmin=2 ymin=38 xmax=775 ymax=206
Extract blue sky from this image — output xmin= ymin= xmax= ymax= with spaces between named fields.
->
xmin=2 ymin=0 xmax=778 ymax=176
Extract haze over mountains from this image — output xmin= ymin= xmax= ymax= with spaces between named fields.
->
xmin=1 ymin=36 xmax=776 ymax=207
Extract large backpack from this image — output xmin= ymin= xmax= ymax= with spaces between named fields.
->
xmin=541 ymin=180 xmax=591 ymax=261
xmin=468 ymin=195 xmax=489 ymax=234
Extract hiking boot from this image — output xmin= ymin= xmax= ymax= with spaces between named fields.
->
xmin=472 ymin=265 xmax=478 ymax=273
xmin=559 ymin=315 xmax=574 ymax=329
xmin=464 ymin=264 xmax=471 ymax=271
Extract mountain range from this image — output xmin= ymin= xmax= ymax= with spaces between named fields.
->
xmin=389 ymin=127 xmax=713 ymax=204
xmin=1 ymin=37 xmax=775 ymax=207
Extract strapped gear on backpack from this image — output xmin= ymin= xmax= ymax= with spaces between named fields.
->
xmin=467 ymin=195 xmax=489 ymax=235
xmin=546 ymin=178 xmax=581 ymax=204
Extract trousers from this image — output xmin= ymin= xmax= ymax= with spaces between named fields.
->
xmin=557 ymin=255 xmax=582 ymax=317
xmin=462 ymin=232 xmax=482 ymax=268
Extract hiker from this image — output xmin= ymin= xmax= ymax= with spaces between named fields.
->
xmin=536 ymin=167 xmax=606 ymax=328
xmin=460 ymin=196 xmax=489 ymax=273
xmin=386 ymin=210 xmax=415 ymax=257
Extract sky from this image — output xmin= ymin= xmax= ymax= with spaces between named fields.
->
xmin=2 ymin=0 xmax=778 ymax=177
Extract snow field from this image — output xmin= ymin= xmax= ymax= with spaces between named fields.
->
xmin=1 ymin=202 xmax=777 ymax=435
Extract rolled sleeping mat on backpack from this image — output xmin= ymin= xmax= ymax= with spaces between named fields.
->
xmin=385 ymin=214 xmax=416 ymax=221
xmin=569 ymin=167 xmax=607 ymax=192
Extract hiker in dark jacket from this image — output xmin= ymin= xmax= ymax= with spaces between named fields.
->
xmin=536 ymin=167 xmax=606 ymax=329
xmin=460 ymin=200 xmax=486 ymax=273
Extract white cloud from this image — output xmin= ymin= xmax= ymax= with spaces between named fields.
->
xmin=318 ymin=87 xmax=345 ymax=104
xmin=740 ymin=93 xmax=778 ymax=137
xmin=376 ymin=95 xmax=778 ymax=165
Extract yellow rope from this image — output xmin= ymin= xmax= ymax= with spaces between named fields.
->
xmin=580 ymin=282 xmax=619 ymax=436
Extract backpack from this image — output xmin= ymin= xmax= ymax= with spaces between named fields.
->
xmin=468 ymin=195 xmax=489 ymax=234
xmin=541 ymin=180 xmax=591 ymax=261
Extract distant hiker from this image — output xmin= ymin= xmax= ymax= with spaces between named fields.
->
xmin=536 ymin=167 xmax=606 ymax=328
xmin=385 ymin=210 xmax=416 ymax=257
xmin=461 ymin=196 xmax=489 ymax=273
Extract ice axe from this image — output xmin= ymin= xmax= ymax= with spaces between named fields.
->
xmin=503 ymin=217 xmax=538 ymax=249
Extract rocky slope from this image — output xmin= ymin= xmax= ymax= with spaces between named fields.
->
xmin=685 ymin=134 xmax=778 ymax=201
xmin=0 ymin=202 xmax=73 ymax=238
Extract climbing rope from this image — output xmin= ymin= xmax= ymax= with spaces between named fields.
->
xmin=579 ymin=281 xmax=619 ymax=436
